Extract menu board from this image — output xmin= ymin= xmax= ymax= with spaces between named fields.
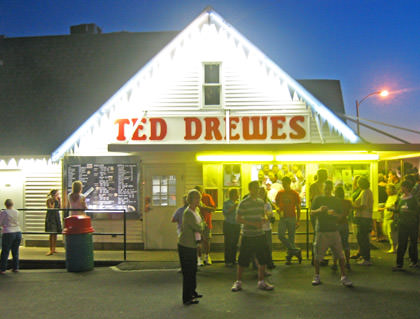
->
xmin=64 ymin=157 xmax=139 ymax=218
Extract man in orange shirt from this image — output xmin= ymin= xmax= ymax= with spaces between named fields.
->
xmin=194 ymin=186 xmax=216 ymax=265
xmin=275 ymin=176 xmax=302 ymax=264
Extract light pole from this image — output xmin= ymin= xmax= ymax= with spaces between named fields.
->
xmin=356 ymin=90 xmax=389 ymax=135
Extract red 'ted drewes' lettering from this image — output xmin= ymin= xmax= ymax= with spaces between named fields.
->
xmin=229 ymin=117 xmax=240 ymax=140
xmin=270 ymin=116 xmax=287 ymax=139
xmin=131 ymin=118 xmax=147 ymax=140
xmin=204 ymin=117 xmax=223 ymax=140
xmin=184 ymin=117 xmax=202 ymax=140
xmin=242 ymin=116 xmax=267 ymax=140
xmin=149 ymin=118 xmax=167 ymax=140
xmin=289 ymin=116 xmax=306 ymax=139
xmin=115 ymin=119 xmax=130 ymax=141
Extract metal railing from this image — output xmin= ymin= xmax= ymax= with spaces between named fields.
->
xmin=18 ymin=208 xmax=128 ymax=261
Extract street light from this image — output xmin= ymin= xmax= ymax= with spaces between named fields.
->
xmin=356 ymin=90 xmax=389 ymax=135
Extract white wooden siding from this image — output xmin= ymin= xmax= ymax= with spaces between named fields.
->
xmin=23 ymin=167 xmax=62 ymax=241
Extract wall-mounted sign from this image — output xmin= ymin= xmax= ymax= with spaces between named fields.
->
xmin=114 ymin=115 xmax=309 ymax=144
xmin=63 ymin=156 xmax=140 ymax=219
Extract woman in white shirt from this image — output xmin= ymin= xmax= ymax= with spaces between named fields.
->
xmin=0 ymin=199 xmax=22 ymax=273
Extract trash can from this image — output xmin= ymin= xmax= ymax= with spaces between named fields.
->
xmin=63 ymin=215 xmax=95 ymax=272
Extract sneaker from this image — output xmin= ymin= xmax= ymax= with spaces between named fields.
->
xmin=340 ymin=276 xmax=353 ymax=287
xmin=231 ymin=280 xmax=242 ymax=292
xmin=392 ymin=265 xmax=404 ymax=272
xmin=197 ymin=257 xmax=204 ymax=267
xmin=258 ymin=280 xmax=274 ymax=291
xmin=312 ymin=275 xmax=321 ymax=286
xmin=357 ymin=259 xmax=372 ymax=266
xmin=409 ymin=262 xmax=419 ymax=268
xmin=205 ymin=255 xmax=212 ymax=265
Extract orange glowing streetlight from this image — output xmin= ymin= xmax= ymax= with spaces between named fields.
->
xmin=356 ymin=90 xmax=389 ymax=135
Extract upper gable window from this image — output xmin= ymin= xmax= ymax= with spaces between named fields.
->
xmin=203 ymin=63 xmax=221 ymax=107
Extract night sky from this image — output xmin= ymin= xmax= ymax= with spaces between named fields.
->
xmin=2 ymin=0 xmax=420 ymax=142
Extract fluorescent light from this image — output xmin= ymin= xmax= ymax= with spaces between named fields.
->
xmin=196 ymin=155 xmax=274 ymax=162
xmin=275 ymin=154 xmax=379 ymax=162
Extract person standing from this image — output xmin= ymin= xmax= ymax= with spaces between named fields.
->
xmin=309 ymin=169 xmax=328 ymax=265
xmin=353 ymin=177 xmax=374 ymax=265
xmin=45 ymin=189 xmax=62 ymax=256
xmin=332 ymin=185 xmax=352 ymax=270
xmin=392 ymin=181 xmax=419 ymax=271
xmin=68 ymin=180 xmax=87 ymax=216
xmin=309 ymin=169 xmax=328 ymax=204
xmin=194 ymin=186 xmax=216 ymax=265
xmin=0 ymin=199 xmax=22 ymax=274
xmin=311 ymin=181 xmax=353 ymax=287
xmin=231 ymin=181 xmax=274 ymax=292
xmin=275 ymin=176 xmax=302 ymax=264
xmin=258 ymin=187 xmax=275 ymax=269
xmin=178 ymin=189 xmax=204 ymax=305
xmin=381 ymin=184 xmax=399 ymax=253
xmin=223 ymin=188 xmax=240 ymax=267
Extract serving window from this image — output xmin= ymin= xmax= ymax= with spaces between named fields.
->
xmin=202 ymin=161 xmax=373 ymax=209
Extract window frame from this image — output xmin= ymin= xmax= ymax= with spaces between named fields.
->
xmin=202 ymin=62 xmax=223 ymax=108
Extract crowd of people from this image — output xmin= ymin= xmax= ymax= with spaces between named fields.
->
xmin=174 ymin=167 xmax=420 ymax=305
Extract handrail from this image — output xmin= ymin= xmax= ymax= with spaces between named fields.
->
xmin=17 ymin=208 xmax=128 ymax=261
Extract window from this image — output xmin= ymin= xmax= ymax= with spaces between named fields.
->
xmin=203 ymin=63 xmax=221 ymax=106
xmin=152 ymin=175 xmax=177 ymax=206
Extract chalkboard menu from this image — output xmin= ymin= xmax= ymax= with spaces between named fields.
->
xmin=64 ymin=156 xmax=139 ymax=218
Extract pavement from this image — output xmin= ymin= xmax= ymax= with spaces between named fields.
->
xmin=2 ymin=243 xmax=420 ymax=319
xmin=18 ymin=245 xmax=310 ymax=268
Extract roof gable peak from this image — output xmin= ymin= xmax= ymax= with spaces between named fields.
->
xmin=52 ymin=8 xmax=360 ymax=161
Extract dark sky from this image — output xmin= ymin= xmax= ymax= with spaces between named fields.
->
xmin=2 ymin=0 xmax=420 ymax=142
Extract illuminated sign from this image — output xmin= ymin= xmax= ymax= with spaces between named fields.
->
xmin=114 ymin=115 xmax=309 ymax=144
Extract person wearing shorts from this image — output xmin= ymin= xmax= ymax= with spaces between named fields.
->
xmin=311 ymin=181 xmax=353 ymax=287
xmin=231 ymin=181 xmax=274 ymax=292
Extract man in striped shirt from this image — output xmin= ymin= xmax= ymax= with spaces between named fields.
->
xmin=231 ymin=181 xmax=274 ymax=292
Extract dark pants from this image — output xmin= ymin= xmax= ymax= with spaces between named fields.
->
xmin=357 ymin=218 xmax=372 ymax=261
xmin=1 ymin=232 xmax=22 ymax=271
xmin=178 ymin=244 xmax=198 ymax=304
xmin=223 ymin=222 xmax=240 ymax=264
xmin=396 ymin=223 xmax=419 ymax=267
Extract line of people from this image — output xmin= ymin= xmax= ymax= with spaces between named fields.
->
xmin=174 ymin=169 xmax=420 ymax=304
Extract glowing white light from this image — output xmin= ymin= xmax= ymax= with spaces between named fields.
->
xmin=275 ymin=154 xmax=379 ymax=162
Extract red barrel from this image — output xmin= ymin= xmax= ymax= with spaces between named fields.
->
xmin=63 ymin=215 xmax=94 ymax=235
xmin=63 ymin=215 xmax=95 ymax=272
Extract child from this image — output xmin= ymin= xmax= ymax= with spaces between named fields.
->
xmin=0 ymin=199 xmax=22 ymax=274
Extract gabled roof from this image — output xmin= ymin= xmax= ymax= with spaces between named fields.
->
xmin=0 ymin=31 xmax=178 ymax=155
xmin=0 ymin=8 xmax=359 ymax=159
